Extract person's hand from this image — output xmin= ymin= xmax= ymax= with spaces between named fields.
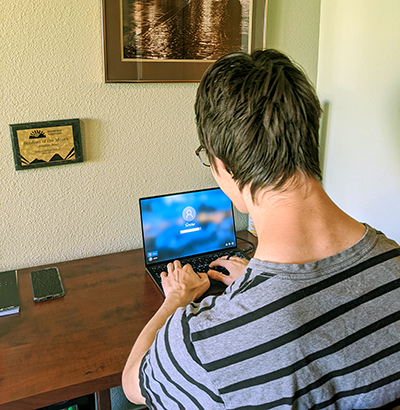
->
xmin=161 ymin=260 xmax=210 ymax=305
xmin=208 ymin=256 xmax=249 ymax=286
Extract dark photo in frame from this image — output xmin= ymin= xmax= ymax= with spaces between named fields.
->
xmin=102 ymin=0 xmax=267 ymax=82
xmin=10 ymin=119 xmax=83 ymax=171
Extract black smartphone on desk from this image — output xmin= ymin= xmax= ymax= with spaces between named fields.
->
xmin=30 ymin=267 xmax=65 ymax=302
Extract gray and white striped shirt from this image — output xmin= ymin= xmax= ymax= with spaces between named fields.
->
xmin=139 ymin=225 xmax=400 ymax=409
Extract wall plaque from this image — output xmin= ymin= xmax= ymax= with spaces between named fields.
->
xmin=10 ymin=119 xmax=83 ymax=170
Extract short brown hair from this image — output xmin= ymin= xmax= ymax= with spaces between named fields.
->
xmin=195 ymin=49 xmax=322 ymax=199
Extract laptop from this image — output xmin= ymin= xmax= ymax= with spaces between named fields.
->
xmin=139 ymin=188 xmax=249 ymax=297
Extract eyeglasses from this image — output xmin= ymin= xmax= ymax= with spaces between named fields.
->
xmin=195 ymin=145 xmax=211 ymax=167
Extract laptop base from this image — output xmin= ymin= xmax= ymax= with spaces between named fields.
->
xmin=146 ymin=248 xmax=249 ymax=298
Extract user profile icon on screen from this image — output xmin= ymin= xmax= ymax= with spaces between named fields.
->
xmin=182 ymin=206 xmax=196 ymax=222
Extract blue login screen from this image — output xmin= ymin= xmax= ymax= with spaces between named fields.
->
xmin=140 ymin=189 xmax=236 ymax=265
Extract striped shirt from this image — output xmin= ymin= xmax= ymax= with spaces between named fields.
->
xmin=139 ymin=225 xmax=400 ymax=409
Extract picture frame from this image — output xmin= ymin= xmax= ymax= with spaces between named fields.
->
xmin=102 ymin=0 xmax=267 ymax=83
xmin=10 ymin=119 xmax=83 ymax=171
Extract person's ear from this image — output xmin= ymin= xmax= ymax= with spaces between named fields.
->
xmin=212 ymin=157 xmax=230 ymax=176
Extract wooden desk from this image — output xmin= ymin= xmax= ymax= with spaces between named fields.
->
xmin=0 ymin=231 xmax=256 ymax=410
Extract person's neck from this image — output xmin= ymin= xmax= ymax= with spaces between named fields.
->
xmin=247 ymin=177 xmax=366 ymax=264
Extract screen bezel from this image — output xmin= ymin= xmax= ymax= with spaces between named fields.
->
xmin=139 ymin=187 xmax=238 ymax=266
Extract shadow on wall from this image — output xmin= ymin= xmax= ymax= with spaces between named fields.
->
xmin=319 ymin=100 xmax=330 ymax=184
xmin=393 ymin=87 xmax=400 ymax=159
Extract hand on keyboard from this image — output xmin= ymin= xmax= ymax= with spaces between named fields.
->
xmin=207 ymin=256 xmax=249 ymax=286
xmin=161 ymin=260 xmax=210 ymax=303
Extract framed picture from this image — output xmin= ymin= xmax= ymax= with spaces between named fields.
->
xmin=102 ymin=0 xmax=267 ymax=83
xmin=10 ymin=119 xmax=83 ymax=171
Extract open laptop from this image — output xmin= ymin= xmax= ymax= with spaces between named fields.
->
xmin=139 ymin=188 xmax=249 ymax=297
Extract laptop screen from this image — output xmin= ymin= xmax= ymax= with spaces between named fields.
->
xmin=140 ymin=188 xmax=237 ymax=266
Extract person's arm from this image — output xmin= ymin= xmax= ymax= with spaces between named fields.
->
xmin=122 ymin=260 xmax=209 ymax=404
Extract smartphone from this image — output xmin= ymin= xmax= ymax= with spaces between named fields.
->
xmin=30 ymin=267 xmax=65 ymax=302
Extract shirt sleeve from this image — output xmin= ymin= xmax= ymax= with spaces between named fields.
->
xmin=139 ymin=304 xmax=226 ymax=410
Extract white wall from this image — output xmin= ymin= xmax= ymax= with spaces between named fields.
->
xmin=13 ymin=0 xmax=399 ymax=270
xmin=266 ymin=0 xmax=321 ymax=85
xmin=0 ymin=0 xmax=217 ymax=271
xmin=317 ymin=0 xmax=400 ymax=242
xmin=0 ymin=0 xmax=321 ymax=271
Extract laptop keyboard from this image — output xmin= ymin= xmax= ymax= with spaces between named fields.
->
xmin=148 ymin=249 xmax=248 ymax=279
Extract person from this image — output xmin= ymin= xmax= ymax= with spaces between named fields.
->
xmin=122 ymin=49 xmax=400 ymax=409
